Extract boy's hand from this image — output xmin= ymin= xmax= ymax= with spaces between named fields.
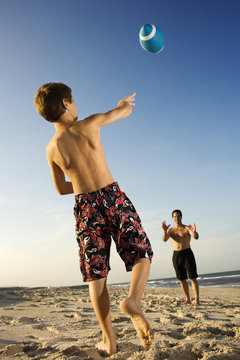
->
xmin=117 ymin=93 xmax=136 ymax=118
xmin=118 ymin=93 xmax=136 ymax=112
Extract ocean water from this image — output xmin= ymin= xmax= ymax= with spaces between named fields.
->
xmin=111 ymin=270 xmax=240 ymax=288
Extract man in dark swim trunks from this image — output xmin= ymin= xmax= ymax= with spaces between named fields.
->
xmin=162 ymin=209 xmax=200 ymax=305
xmin=34 ymin=83 xmax=153 ymax=355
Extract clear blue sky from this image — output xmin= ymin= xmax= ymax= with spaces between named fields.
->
xmin=0 ymin=0 xmax=239 ymax=287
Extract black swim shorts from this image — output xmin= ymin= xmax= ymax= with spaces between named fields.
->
xmin=172 ymin=248 xmax=198 ymax=280
xmin=74 ymin=182 xmax=153 ymax=282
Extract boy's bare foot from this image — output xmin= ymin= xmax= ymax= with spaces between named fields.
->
xmin=120 ymin=297 xmax=153 ymax=348
xmin=95 ymin=340 xmax=117 ymax=357
xmin=185 ymin=300 xmax=191 ymax=304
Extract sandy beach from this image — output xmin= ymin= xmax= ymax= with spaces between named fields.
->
xmin=0 ymin=286 xmax=239 ymax=359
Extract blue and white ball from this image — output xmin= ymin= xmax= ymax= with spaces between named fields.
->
xmin=139 ymin=24 xmax=164 ymax=53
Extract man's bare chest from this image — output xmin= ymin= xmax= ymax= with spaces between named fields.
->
xmin=171 ymin=227 xmax=190 ymax=241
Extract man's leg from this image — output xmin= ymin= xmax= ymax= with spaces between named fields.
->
xmin=179 ymin=279 xmax=191 ymax=304
xmin=190 ymin=278 xmax=200 ymax=306
xmin=120 ymin=258 xmax=153 ymax=348
xmin=88 ymin=277 xmax=116 ymax=355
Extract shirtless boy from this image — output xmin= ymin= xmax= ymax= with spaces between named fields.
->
xmin=162 ymin=209 xmax=199 ymax=305
xmin=34 ymin=83 xmax=153 ymax=355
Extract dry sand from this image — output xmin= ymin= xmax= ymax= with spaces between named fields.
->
xmin=0 ymin=286 xmax=239 ymax=359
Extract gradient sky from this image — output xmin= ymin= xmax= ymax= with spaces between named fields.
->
xmin=0 ymin=0 xmax=239 ymax=287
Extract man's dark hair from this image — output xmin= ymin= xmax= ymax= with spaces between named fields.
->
xmin=34 ymin=82 xmax=72 ymax=122
xmin=172 ymin=209 xmax=182 ymax=218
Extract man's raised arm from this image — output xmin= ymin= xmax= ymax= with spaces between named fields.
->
xmin=188 ymin=223 xmax=199 ymax=239
xmin=162 ymin=221 xmax=171 ymax=242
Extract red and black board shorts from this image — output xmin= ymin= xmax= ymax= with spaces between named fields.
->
xmin=74 ymin=182 xmax=153 ymax=282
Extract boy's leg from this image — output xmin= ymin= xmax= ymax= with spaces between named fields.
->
xmin=120 ymin=258 xmax=153 ymax=348
xmin=89 ymin=277 xmax=116 ymax=355
xmin=190 ymin=278 xmax=200 ymax=306
xmin=179 ymin=279 xmax=191 ymax=304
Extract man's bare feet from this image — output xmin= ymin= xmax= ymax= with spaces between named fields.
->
xmin=95 ymin=339 xmax=117 ymax=357
xmin=120 ymin=297 xmax=153 ymax=348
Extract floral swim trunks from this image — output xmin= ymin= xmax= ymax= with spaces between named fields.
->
xmin=74 ymin=182 xmax=153 ymax=282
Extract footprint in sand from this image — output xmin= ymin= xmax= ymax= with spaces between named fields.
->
xmin=89 ymin=330 xmax=102 ymax=338
xmin=183 ymin=323 xmax=237 ymax=338
xmin=153 ymin=345 xmax=203 ymax=360
xmin=0 ymin=344 xmax=25 ymax=357
xmin=0 ymin=315 xmax=19 ymax=325
xmin=116 ymin=326 xmax=134 ymax=339
xmin=112 ymin=316 xmax=129 ymax=323
xmin=44 ymin=326 xmax=60 ymax=333
xmin=63 ymin=312 xmax=81 ymax=319
xmin=165 ymin=328 xmax=186 ymax=340
xmin=145 ymin=308 xmax=155 ymax=313
xmin=62 ymin=345 xmax=104 ymax=359
xmin=32 ymin=324 xmax=59 ymax=333
xmin=24 ymin=335 xmax=38 ymax=340
xmin=80 ymin=307 xmax=94 ymax=313
xmin=79 ymin=298 xmax=88 ymax=303
xmin=116 ymin=341 xmax=141 ymax=354
xmin=18 ymin=317 xmax=40 ymax=324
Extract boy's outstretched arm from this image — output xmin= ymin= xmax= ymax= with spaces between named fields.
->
xmin=85 ymin=93 xmax=136 ymax=127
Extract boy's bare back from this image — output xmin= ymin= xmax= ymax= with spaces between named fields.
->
xmin=47 ymin=119 xmax=114 ymax=195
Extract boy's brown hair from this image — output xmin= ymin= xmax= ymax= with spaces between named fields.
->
xmin=34 ymin=82 xmax=72 ymax=122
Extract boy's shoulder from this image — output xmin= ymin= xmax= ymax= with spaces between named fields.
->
xmin=46 ymin=135 xmax=58 ymax=158
xmin=45 ymin=122 xmax=81 ymax=152
xmin=46 ymin=135 xmax=56 ymax=148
